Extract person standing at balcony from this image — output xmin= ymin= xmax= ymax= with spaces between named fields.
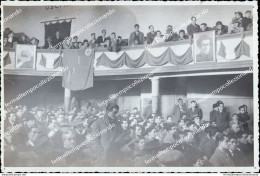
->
xmin=96 ymin=30 xmax=109 ymax=47
xmin=146 ymin=25 xmax=156 ymax=44
xmin=242 ymin=10 xmax=253 ymax=31
xmin=214 ymin=21 xmax=228 ymax=35
xmin=89 ymin=33 xmax=98 ymax=48
xmin=43 ymin=36 xmax=54 ymax=49
xmin=129 ymin=24 xmax=144 ymax=46
xmin=153 ymin=30 xmax=165 ymax=45
xmin=117 ymin=36 xmax=128 ymax=47
xmin=165 ymin=25 xmax=178 ymax=42
xmin=187 ymin=16 xmax=200 ymax=37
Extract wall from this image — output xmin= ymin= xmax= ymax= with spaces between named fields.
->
xmin=4 ymin=5 xmax=253 ymax=46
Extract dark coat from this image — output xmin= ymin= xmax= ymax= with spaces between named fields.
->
xmin=187 ymin=23 xmax=200 ymax=36
xmin=128 ymin=31 xmax=145 ymax=46
xmin=146 ymin=32 xmax=156 ymax=44
xmin=209 ymin=148 xmax=235 ymax=166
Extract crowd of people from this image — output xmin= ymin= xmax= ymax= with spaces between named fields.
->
xmin=3 ymin=10 xmax=253 ymax=51
xmin=4 ymin=98 xmax=254 ymax=167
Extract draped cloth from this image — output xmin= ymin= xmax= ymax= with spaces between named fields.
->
xmin=53 ymin=49 xmax=94 ymax=91
xmin=4 ymin=52 xmax=11 ymax=66
xmin=234 ymin=40 xmax=250 ymax=59
xmin=217 ymin=41 xmax=227 ymax=59
xmin=96 ymin=46 xmax=193 ymax=68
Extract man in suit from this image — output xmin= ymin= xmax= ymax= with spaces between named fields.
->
xmin=89 ymin=33 xmax=98 ymax=48
xmin=187 ymin=100 xmax=203 ymax=120
xmin=146 ymin=25 xmax=156 ymax=44
xmin=228 ymin=135 xmax=248 ymax=166
xmin=178 ymin=30 xmax=189 ymax=40
xmin=91 ymin=103 xmax=121 ymax=166
xmin=214 ymin=102 xmax=229 ymax=132
xmin=171 ymin=98 xmax=188 ymax=124
xmin=187 ymin=16 xmax=200 ymax=37
xmin=214 ymin=21 xmax=228 ymax=35
xmin=209 ymin=133 xmax=235 ymax=166
xmin=117 ymin=36 xmax=128 ymax=46
xmin=128 ymin=24 xmax=144 ymax=46
xmin=96 ymin=30 xmax=109 ymax=47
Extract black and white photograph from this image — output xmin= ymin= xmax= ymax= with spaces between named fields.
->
xmin=1 ymin=1 xmax=258 ymax=174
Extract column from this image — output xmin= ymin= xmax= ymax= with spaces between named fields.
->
xmin=64 ymin=88 xmax=71 ymax=113
xmin=151 ymin=77 xmax=160 ymax=114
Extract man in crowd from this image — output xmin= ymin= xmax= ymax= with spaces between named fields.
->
xmin=187 ymin=16 xmax=200 ymax=37
xmin=146 ymin=25 xmax=156 ymax=44
xmin=96 ymin=30 xmax=110 ymax=47
xmin=171 ymin=98 xmax=188 ymax=124
xmin=214 ymin=21 xmax=228 ymax=35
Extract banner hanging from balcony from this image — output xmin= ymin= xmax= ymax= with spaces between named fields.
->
xmin=96 ymin=45 xmax=193 ymax=68
xmin=53 ymin=49 xmax=94 ymax=91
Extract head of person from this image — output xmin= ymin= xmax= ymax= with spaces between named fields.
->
xmin=91 ymin=33 xmax=96 ymax=39
xmin=167 ymin=25 xmax=173 ymax=30
xmin=8 ymin=32 xmax=15 ymax=38
xmin=200 ymin=23 xmax=208 ymax=31
xmin=230 ymin=121 xmax=241 ymax=133
xmin=118 ymin=36 xmax=122 ymax=42
xmin=138 ymin=137 xmax=146 ymax=150
xmin=25 ymin=115 xmax=36 ymax=128
xmin=46 ymin=36 xmax=53 ymax=44
xmin=218 ymin=102 xmax=224 ymax=113
xmin=16 ymin=108 xmax=24 ymax=118
xmin=206 ymin=126 xmax=218 ymax=139
xmin=28 ymin=127 xmax=40 ymax=143
xmin=187 ymin=121 xmax=199 ymax=132
xmin=102 ymin=29 xmax=106 ymax=37
xmin=213 ymin=103 xmax=219 ymax=111
xmin=106 ymin=103 xmax=119 ymax=119
xmin=155 ymin=115 xmax=162 ymax=125
xmin=7 ymin=112 xmax=17 ymax=123
xmin=31 ymin=38 xmax=39 ymax=46
xmin=121 ymin=118 xmax=129 ymax=130
xmin=247 ymin=133 xmax=253 ymax=144
xmin=156 ymin=30 xmax=161 ymax=37
xmin=166 ymin=116 xmax=173 ymax=124
xmin=231 ymin=113 xmax=239 ymax=122
xmin=193 ymin=115 xmax=201 ymax=125
xmin=111 ymin=32 xmax=116 ymax=38
xmin=83 ymin=39 xmax=89 ymax=46
xmin=197 ymin=35 xmax=211 ymax=54
xmin=133 ymin=107 xmax=138 ymax=113
xmin=242 ymin=105 xmax=248 ymax=112
xmin=147 ymin=128 xmax=157 ymax=140
xmin=216 ymin=133 xmax=229 ymax=150
xmin=56 ymin=31 xmax=61 ymax=38
xmin=228 ymin=136 xmax=238 ymax=151
xmin=191 ymin=101 xmax=197 ymax=108
xmin=147 ymin=115 xmax=154 ymax=124
xmin=36 ymin=109 xmax=44 ymax=118
xmin=135 ymin=124 xmax=143 ymax=137
xmin=21 ymin=34 xmax=26 ymax=41
xmin=237 ymin=132 xmax=248 ymax=144
xmin=178 ymin=98 xmax=184 ymax=106
xmin=239 ymin=106 xmax=245 ymax=114
xmin=191 ymin=16 xmax=197 ymax=24
xmin=134 ymin=24 xmax=140 ymax=32
xmin=235 ymin=11 xmax=243 ymax=19
xmin=130 ymin=118 xmax=138 ymax=126
xmin=149 ymin=25 xmax=154 ymax=32
xmin=216 ymin=21 xmax=223 ymax=30
xmin=62 ymin=130 xmax=76 ymax=149
xmin=245 ymin=10 xmax=252 ymax=18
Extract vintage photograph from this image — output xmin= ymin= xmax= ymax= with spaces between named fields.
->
xmin=1 ymin=1 xmax=258 ymax=174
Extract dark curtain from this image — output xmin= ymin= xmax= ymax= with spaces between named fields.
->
xmin=44 ymin=20 xmax=72 ymax=46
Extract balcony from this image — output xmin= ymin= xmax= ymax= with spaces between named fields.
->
xmin=3 ymin=31 xmax=253 ymax=79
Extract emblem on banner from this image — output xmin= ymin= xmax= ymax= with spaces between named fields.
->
xmin=85 ymin=48 xmax=92 ymax=56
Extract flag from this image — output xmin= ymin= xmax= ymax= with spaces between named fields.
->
xmin=61 ymin=48 xmax=94 ymax=90
xmin=234 ymin=40 xmax=250 ymax=59
xmin=4 ymin=52 xmax=11 ymax=66
xmin=39 ymin=54 xmax=47 ymax=67
xmin=217 ymin=41 xmax=226 ymax=59
xmin=53 ymin=47 xmax=63 ymax=68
